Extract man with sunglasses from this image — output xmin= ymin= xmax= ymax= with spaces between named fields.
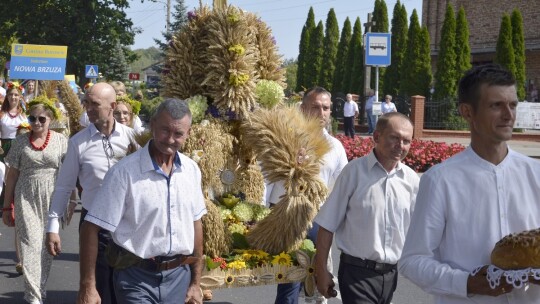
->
xmin=46 ymin=82 xmax=137 ymax=304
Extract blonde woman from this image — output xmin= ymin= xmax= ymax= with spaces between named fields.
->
xmin=114 ymin=96 xmax=144 ymax=133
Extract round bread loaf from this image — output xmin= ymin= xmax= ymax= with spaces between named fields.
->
xmin=491 ymin=228 xmax=540 ymax=270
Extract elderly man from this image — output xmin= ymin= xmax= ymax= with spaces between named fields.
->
xmin=343 ymin=93 xmax=359 ymax=138
xmin=315 ymin=112 xmax=419 ymax=304
xmin=267 ymin=86 xmax=348 ymax=304
xmin=399 ymin=64 xmax=540 ymax=303
xmin=78 ymin=99 xmax=206 ymax=304
xmin=46 ymin=82 xmax=137 ymax=304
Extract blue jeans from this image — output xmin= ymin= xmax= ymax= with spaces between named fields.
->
xmin=366 ymin=108 xmax=375 ymax=133
xmin=275 ymin=223 xmax=321 ymax=304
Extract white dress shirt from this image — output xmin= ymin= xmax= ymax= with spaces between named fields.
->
xmin=343 ymin=101 xmax=359 ymax=117
xmin=47 ymin=122 xmax=136 ymax=233
xmin=381 ymin=102 xmax=396 ymax=114
xmin=399 ymin=147 xmax=540 ymax=303
xmin=315 ymin=150 xmax=419 ymax=264
xmin=85 ymin=142 xmax=207 ymax=258
xmin=266 ymin=129 xmax=348 ymax=205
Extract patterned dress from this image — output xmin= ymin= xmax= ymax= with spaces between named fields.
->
xmin=5 ymin=131 xmax=68 ymax=303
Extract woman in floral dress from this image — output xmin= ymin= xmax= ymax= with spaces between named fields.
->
xmin=2 ymin=97 xmax=68 ymax=304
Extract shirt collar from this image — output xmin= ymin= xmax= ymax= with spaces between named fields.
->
xmin=89 ymin=120 xmax=121 ymax=138
xmin=140 ymin=140 xmax=182 ymax=173
xmin=367 ymin=149 xmax=403 ymax=174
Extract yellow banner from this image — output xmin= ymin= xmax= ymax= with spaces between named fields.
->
xmin=64 ymin=75 xmax=76 ymax=81
xmin=11 ymin=44 xmax=68 ymax=59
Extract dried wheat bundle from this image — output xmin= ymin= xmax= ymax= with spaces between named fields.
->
xmin=56 ymin=80 xmax=83 ymax=135
xmin=202 ymin=197 xmax=231 ymax=257
xmin=232 ymin=164 xmax=265 ymax=204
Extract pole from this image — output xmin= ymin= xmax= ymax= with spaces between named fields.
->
xmin=166 ymin=0 xmax=171 ymax=33
xmin=363 ymin=13 xmax=375 ymax=97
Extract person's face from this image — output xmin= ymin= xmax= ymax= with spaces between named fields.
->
xmin=116 ymin=91 xmax=126 ymax=97
xmin=86 ymin=90 xmax=115 ymax=124
xmin=385 ymin=96 xmax=391 ymax=103
xmin=7 ymin=89 xmax=21 ymax=109
xmin=373 ymin=117 xmax=413 ymax=164
xmin=28 ymin=108 xmax=51 ymax=134
xmin=346 ymin=94 xmax=352 ymax=101
xmin=27 ymin=81 xmax=35 ymax=93
xmin=151 ymin=111 xmax=191 ymax=156
xmin=113 ymin=104 xmax=132 ymax=126
xmin=301 ymin=92 xmax=332 ymax=127
xmin=460 ymin=84 xmax=517 ymax=145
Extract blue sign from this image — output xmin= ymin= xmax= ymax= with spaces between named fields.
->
xmin=10 ymin=44 xmax=67 ymax=80
xmin=86 ymin=65 xmax=99 ymax=78
xmin=365 ymin=33 xmax=392 ymax=66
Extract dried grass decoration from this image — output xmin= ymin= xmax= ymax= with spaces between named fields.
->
xmin=56 ymin=80 xmax=83 ymax=135
xmin=241 ymin=106 xmax=330 ymax=254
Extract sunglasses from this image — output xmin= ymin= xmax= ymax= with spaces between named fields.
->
xmin=28 ymin=115 xmax=47 ymax=123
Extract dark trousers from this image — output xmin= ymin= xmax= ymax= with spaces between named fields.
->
xmin=274 ymin=222 xmax=321 ymax=304
xmin=338 ymin=254 xmax=398 ymax=304
xmin=113 ymin=264 xmax=191 ymax=304
xmin=81 ymin=208 xmax=117 ymax=304
xmin=343 ymin=116 xmax=355 ymax=138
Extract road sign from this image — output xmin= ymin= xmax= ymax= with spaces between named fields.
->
xmin=365 ymin=33 xmax=391 ymax=66
xmin=85 ymin=65 xmax=99 ymax=78
xmin=129 ymin=73 xmax=140 ymax=80
xmin=10 ymin=44 xmax=67 ymax=80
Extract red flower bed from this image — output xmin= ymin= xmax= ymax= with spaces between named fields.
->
xmin=335 ymin=134 xmax=465 ymax=173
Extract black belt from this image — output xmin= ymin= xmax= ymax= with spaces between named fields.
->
xmin=340 ymin=253 xmax=396 ymax=272
xmin=137 ymin=254 xmax=200 ymax=272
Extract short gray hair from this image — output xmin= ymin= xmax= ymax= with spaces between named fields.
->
xmin=151 ymin=98 xmax=192 ymax=122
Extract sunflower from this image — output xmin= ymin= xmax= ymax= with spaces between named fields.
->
xmin=271 ymin=252 xmax=292 ymax=266
xmin=225 ymin=275 xmax=235 ymax=285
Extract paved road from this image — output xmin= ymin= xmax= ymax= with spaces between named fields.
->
xmin=0 ymin=209 xmax=432 ymax=304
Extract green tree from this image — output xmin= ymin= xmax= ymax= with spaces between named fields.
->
xmin=433 ymin=3 xmax=456 ymax=100
xmin=283 ymin=58 xmax=298 ymax=96
xmin=0 ymin=0 xmax=139 ymax=86
xmin=332 ymin=17 xmax=352 ymax=93
xmin=305 ymin=21 xmax=324 ymax=88
xmin=318 ymin=9 xmax=340 ymax=91
xmin=495 ymin=14 xmax=516 ymax=79
xmin=400 ymin=9 xmax=431 ymax=97
xmin=511 ymin=9 xmax=526 ymax=100
xmin=371 ymin=0 xmax=389 ymax=91
xmin=349 ymin=19 xmax=364 ymax=95
xmin=296 ymin=7 xmax=316 ymax=92
xmin=383 ymin=1 xmax=408 ymax=96
xmin=103 ymin=40 xmax=129 ymax=81
xmin=454 ymin=7 xmax=471 ymax=85
xmin=343 ymin=17 xmax=363 ymax=94
xmin=154 ymin=0 xmax=188 ymax=52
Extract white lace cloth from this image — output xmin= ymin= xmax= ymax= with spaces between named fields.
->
xmin=472 ymin=265 xmax=540 ymax=289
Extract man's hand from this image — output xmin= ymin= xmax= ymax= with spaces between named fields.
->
xmin=46 ymin=232 xmax=62 ymax=256
xmin=315 ymin=265 xmax=337 ymax=298
xmin=77 ymin=285 xmax=101 ymax=304
xmin=467 ymin=265 xmax=514 ymax=297
xmin=184 ymin=285 xmax=203 ymax=304
xmin=66 ymin=201 xmax=78 ymax=225
xmin=2 ymin=210 xmax=14 ymax=227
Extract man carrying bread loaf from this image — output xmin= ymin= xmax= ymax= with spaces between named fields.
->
xmin=399 ymin=64 xmax=540 ymax=303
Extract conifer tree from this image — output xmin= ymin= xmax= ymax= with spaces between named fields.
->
xmin=319 ymin=9 xmax=340 ymax=91
xmin=511 ymin=9 xmax=526 ymax=100
xmin=104 ymin=40 xmax=129 ymax=81
xmin=344 ymin=18 xmax=363 ymax=94
xmin=153 ymin=0 xmax=188 ymax=52
xmin=332 ymin=17 xmax=352 ymax=93
xmin=383 ymin=1 xmax=408 ymax=96
xmin=305 ymin=21 xmax=324 ymax=88
xmin=495 ymin=14 xmax=516 ymax=79
xmin=419 ymin=26 xmax=433 ymax=98
xmin=371 ymin=0 xmax=389 ymax=91
xmin=296 ymin=7 xmax=316 ymax=91
xmin=433 ymin=3 xmax=456 ymax=99
xmin=454 ymin=7 xmax=471 ymax=85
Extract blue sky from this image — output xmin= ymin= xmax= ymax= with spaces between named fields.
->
xmin=127 ymin=0 xmax=423 ymax=60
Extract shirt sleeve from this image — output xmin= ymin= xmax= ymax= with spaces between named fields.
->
xmin=191 ymin=165 xmax=207 ymax=221
xmin=398 ymin=173 xmax=469 ymax=298
xmin=47 ymin=139 xmax=81 ymax=233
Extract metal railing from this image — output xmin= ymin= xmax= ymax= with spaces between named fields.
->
xmin=424 ymin=97 xmax=468 ymax=130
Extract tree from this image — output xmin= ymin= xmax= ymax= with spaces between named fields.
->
xmin=400 ymin=9 xmax=431 ymax=97
xmin=319 ymin=9 xmax=340 ymax=91
xmin=511 ymin=9 xmax=526 ymax=100
xmin=371 ymin=0 xmax=389 ymax=91
xmin=495 ymin=14 xmax=516 ymax=79
xmin=454 ymin=7 xmax=471 ymax=85
xmin=305 ymin=21 xmax=324 ymax=88
xmin=283 ymin=58 xmax=298 ymax=96
xmin=154 ymin=0 xmax=188 ymax=52
xmin=383 ymin=1 xmax=408 ymax=96
xmin=296 ymin=7 xmax=316 ymax=91
xmin=433 ymin=3 xmax=456 ymax=100
xmin=332 ymin=18 xmax=352 ymax=94
xmin=343 ymin=17 xmax=362 ymax=94
xmin=103 ymin=41 xmax=129 ymax=81
xmin=0 ymin=0 xmax=140 ymax=86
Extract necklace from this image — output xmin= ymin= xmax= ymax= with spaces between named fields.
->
xmin=7 ymin=111 xmax=18 ymax=118
xmin=29 ymin=130 xmax=51 ymax=151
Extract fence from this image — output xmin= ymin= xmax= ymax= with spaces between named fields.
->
xmin=423 ymin=97 xmax=468 ymax=130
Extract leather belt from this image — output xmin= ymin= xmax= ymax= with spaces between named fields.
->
xmin=137 ymin=255 xmax=200 ymax=272
xmin=340 ymin=253 xmax=396 ymax=273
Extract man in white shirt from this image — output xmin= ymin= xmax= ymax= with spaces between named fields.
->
xmin=267 ymin=86 xmax=348 ymax=304
xmin=78 ymin=99 xmax=206 ymax=304
xmin=46 ymin=82 xmax=136 ymax=304
xmin=315 ymin=112 xmax=419 ymax=304
xmin=399 ymin=64 xmax=540 ymax=303
xmin=343 ymin=93 xmax=359 ymax=138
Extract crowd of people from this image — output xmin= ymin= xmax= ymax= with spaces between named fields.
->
xmin=0 ymin=63 xmax=539 ymax=304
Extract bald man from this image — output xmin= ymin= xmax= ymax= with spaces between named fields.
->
xmin=46 ymin=83 xmax=137 ymax=304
